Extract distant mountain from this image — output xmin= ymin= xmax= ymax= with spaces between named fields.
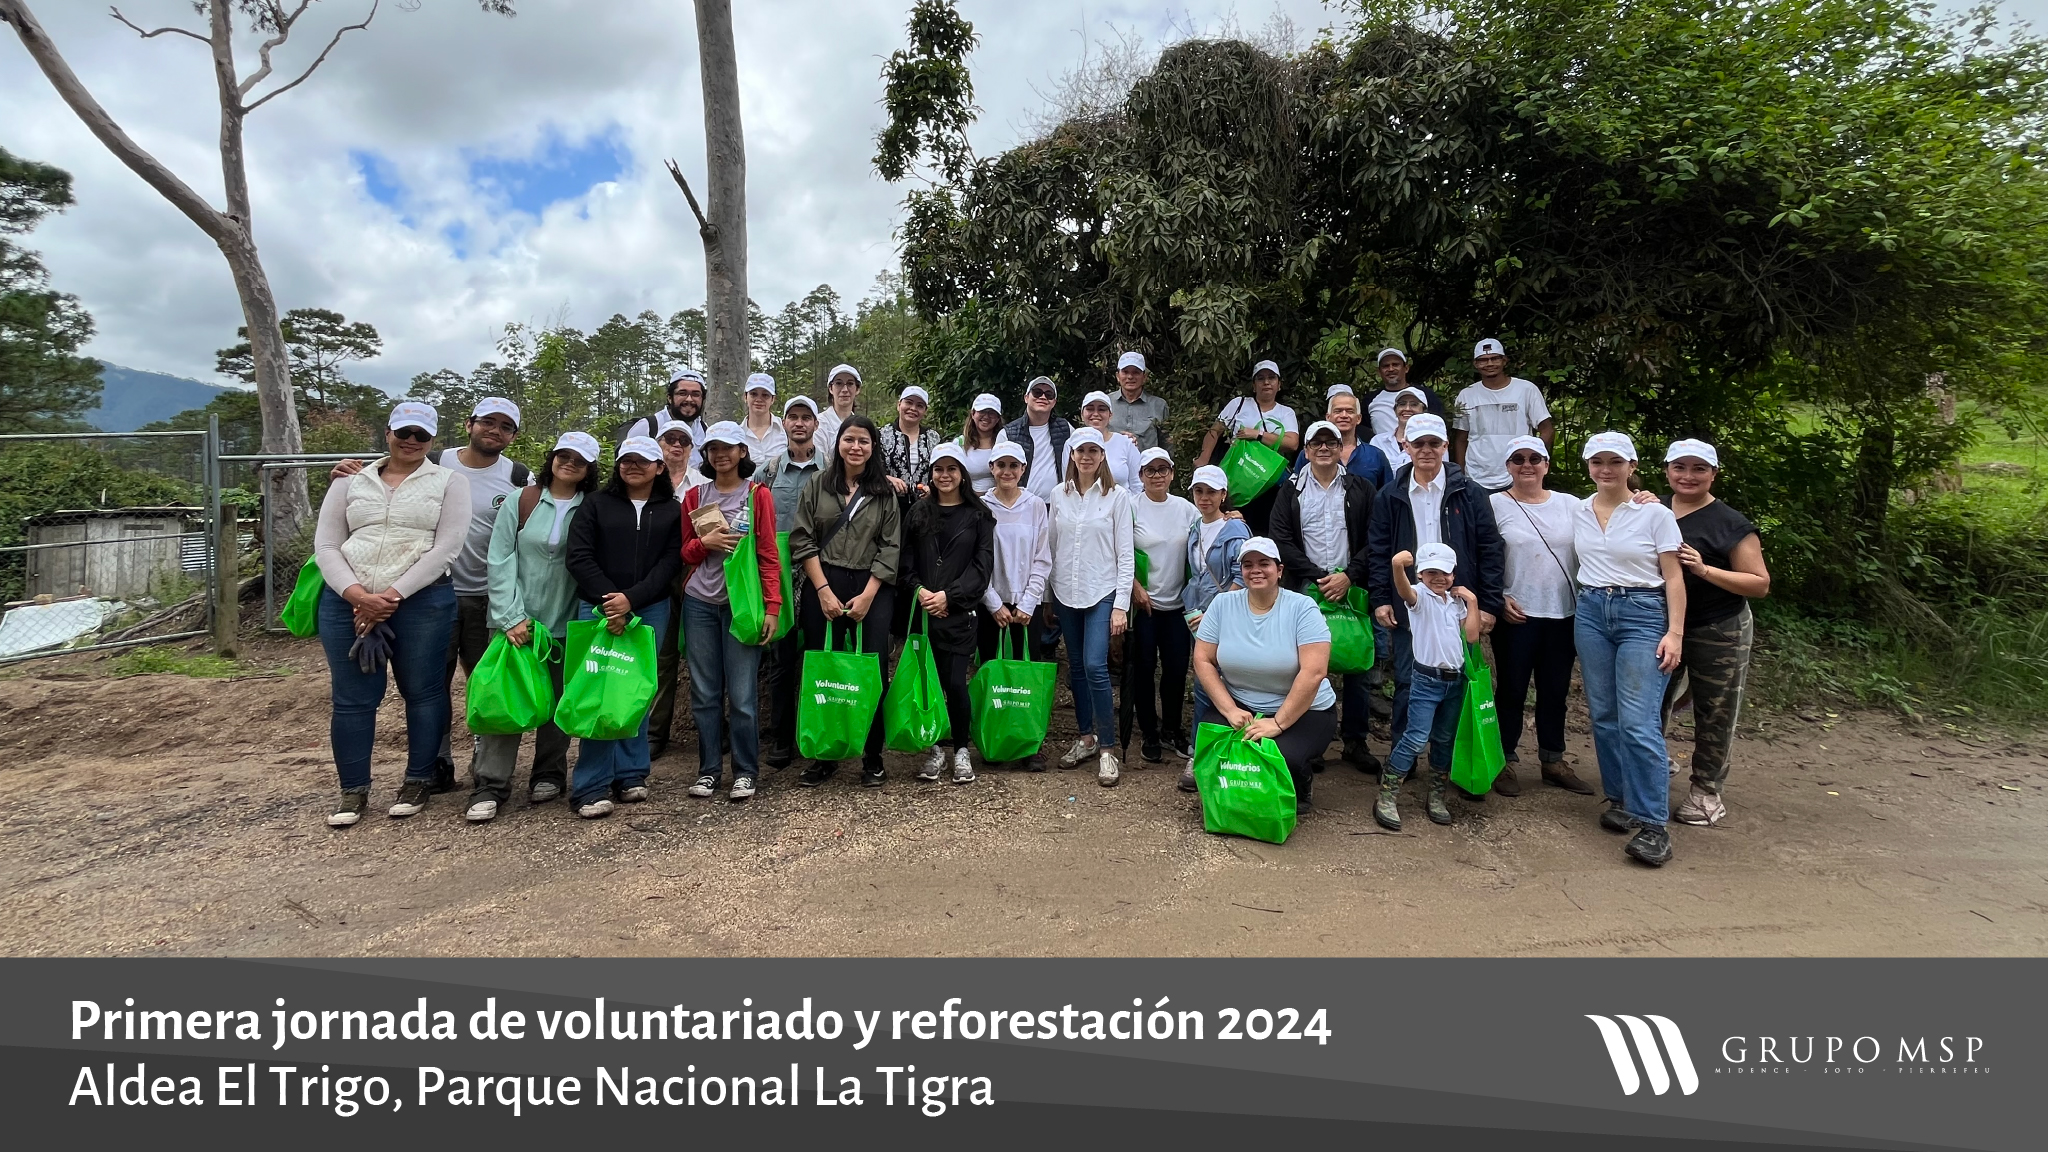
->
xmin=88 ymin=363 xmax=241 ymax=432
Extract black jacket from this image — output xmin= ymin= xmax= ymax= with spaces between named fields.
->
xmin=1269 ymin=470 xmax=1377 ymax=593
xmin=1365 ymin=462 xmax=1506 ymax=618
xmin=1000 ymin=415 xmax=1073 ymax=481
xmin=903 ymin=498 xmax=995 ymax=654
xmin=566 ymin=489 xmax=684 ymax=613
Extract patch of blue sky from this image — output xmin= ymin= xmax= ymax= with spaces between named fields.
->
xmin=442 ymin=221 xmax=469 ymax=261
xmin=468 ymin=129 xmax=629 ymax=219
xmin=350 ymin=150 xmax=412 ymax=226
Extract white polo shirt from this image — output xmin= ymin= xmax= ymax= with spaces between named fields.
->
xmin=1407 ymin=468 xmax=1446 ymax=549
xmin=1407 ymin=584 xmax=1468 ymax=672
xmin=1572 ymin=497 xmax=1682 ymax=590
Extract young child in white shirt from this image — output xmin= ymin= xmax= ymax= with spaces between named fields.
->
xmin=1377 ymin=542 xmax=1482 ymax=831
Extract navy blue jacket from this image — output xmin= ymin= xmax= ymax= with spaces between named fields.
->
xmin=1365 ymin=461 xmax=1506 ymax=619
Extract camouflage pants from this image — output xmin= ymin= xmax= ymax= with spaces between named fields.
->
xmin=1660 ymin=605 xmax=1753 ymax=795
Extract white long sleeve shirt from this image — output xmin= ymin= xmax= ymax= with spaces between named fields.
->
xmin=1049 ymin=482 xmax=1136 ymax=612
xmin=981 ymin=488 xmax=1052 ymax=617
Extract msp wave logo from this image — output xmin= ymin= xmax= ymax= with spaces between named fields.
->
xmin=1586 ymin=1014 xmax=1699 ymax=1096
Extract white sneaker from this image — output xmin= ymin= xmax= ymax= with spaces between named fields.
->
xmin=576 ymin=798 xmax=614 ymax=819
xmin=729 ymin=776 xmax=756 ymax=801
xmin=618 ymin=785 xmax=649 ymax=803
xmin=919 ymin=748 xmax=946 ymax=781
xmin=952 ymin=747 xmax=975 ymax=784
xmin=1668 ymin=757 xmax=1681 ymax=778
xmin=528 ymin=780 xmax=562 ymax=804
xmin=1097 ymin=749 xmax=1121 ymax=787
xmin=1674 ymin=786 xmax=1726 ymax=827
xmin=464 ymin=799 xmax=498 ymax=823
xmin=1059 ymin=736 xmax=1099 ymax=769
xmin=687 ymin=776 xmax=717 ymax=798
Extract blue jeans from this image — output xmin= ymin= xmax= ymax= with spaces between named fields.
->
xmin=683 ymin=593 xmax=762 ymax=783
xmin=1055 ymin=595 xmax=1117 ymax=745
xmin=1389 ymin=622 xmax=1415 ymax=740
xmin=1389 ymin=665 xmax=1464 ymax=778
xmin=570 ymin=598 xmax=670 ymax=806
xmin=317 ymin=580 xmax=456 ymax=792
xmin=1575 ymin=587 xmax=1674 ymax=827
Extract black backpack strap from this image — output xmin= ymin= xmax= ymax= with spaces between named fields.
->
xmin=510 ymin=461 xmax=530 ymax=487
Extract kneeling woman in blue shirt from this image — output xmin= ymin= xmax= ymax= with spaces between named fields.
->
xmin=1190 ymin=536 xmax=1338 ymax=815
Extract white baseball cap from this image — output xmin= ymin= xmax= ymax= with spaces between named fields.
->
xmin=1474 ymin=338 xmax=1506 ymax=358
xmin=1238 ymin=536 xmax=1282 ymax=562
xmin=1377 ymin=347 xmax=1408 ymax=364
xmin=1394 ymin=386 xmax=1429 ymax=406
xmin=1026 ymin=375 xmax=1058 ymax=396
xmin=1303 ymin=420 xmax=1342 ymax=443
xmin=1404 ymin=413 xmax=1449 ymax=443
xmin=471 ymin=397 xmax=521 ymax=427
xmin=989 ymin=441 xmax=1027 ymax=464
xmin=1503 ymin=434 xmax=1550 ymax=462
xmin=387 ymin=401 xmax=438 ymax=435
xmin=745 ymin=372 xmax=776 ymax=395
xmin=1190 ymin=465 xmax=1229 ymax=491
xmin=1416 ymin=542 xmax=1458 ymax=574
xmin=1067 ymin=426 xmax=1106 ymax=450
xmin=826 ymin=363 xmax=862 ymax=385
xmin=1582 ymin=431 xmax=1639 ymax=461
xmin=1138 ymin=447 xmax=1173 ymax=469
xmin=616 ymin=435 xmax=662 ymax=462
xmin=701 ymin=420 xmax=747 ymax=447
xmin=931 ymin=442 xmax=967 ymax=469
xmin=669 ymin=367 xmax=705 ymax=387
xmin=655 ymin=420 xmax=695 ymax=443
xmin=1664 ymin=438 xmax=1720 ymax=467
xmin=899 ymin=385 xmax=931 ymax=405
xmin=1251 ymin=359 xmax=1281 ymax=378
xmin=1081 ymin=390 xmax=1114 ymax=409
xmin=552 ymin=431 xmax=600 ymax=462
xmin=1326 ymin=383 xmax=1356 ymax=399
xmin=972 ymin=393 xmax=1003 ymax=415
xmin=782 ymin=395 xmax=818 ymax=417
xmin=1117 ymin=351 xmax=1147 ymax=373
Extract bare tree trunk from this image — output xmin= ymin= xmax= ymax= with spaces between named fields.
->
xmin=695 ymin=0 xmax=748 ymax=423
xmin=205 ymin=0 xmax=310 ymax=535
xmin=0 ymin=0 xmax=311 ymax=542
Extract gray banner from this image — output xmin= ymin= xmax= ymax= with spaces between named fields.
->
xmin=1 ymin=960 xmax=2024 ymax=1149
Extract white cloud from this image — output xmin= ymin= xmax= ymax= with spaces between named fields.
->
xmin=8 ymin=0 xmax=2034 ymax=393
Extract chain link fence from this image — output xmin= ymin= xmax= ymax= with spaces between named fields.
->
xmin=0 ymin=427 xmax=224 ymax=664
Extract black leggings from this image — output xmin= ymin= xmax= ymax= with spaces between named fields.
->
xmin=932 ymin=648 xmax=974 ymax=749
xmin=799 ymin=564 xmax=896 ymax=768
xmin=976 ymin=614 xmax=1032 ymax=663
xmin=1125 ymin=606 xmax=1192 ymax=745
xmin=1490 ymin=614 xmax=1577 ymax=761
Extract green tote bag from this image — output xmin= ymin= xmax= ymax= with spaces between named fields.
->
xmin=1451 ymin=639 xmax=1507 ymax=794
xmin=882 ymin=602 xmax=950 ymax=752
xmin=556 ymin=614 xmax=660 ymax=740
xmin=1312 ymin=585 xmax=1375 ymax=675
xmin=797 ymin=621 xmax=885 ymax=761
xmin=724 ymin=487 xmax=773 ymax=646
xmin=968 ymin=629 xmax=1057 ymax=762
xmin=1218 ymin=438 xmax=1288 ymax=503
xmin=1190 ymin=719 xmax=1297 ymax=844
xmin=280 ymin=556 xmax=324 ymax=638
xmin=465 ymin=627 xmax=558 ymax=736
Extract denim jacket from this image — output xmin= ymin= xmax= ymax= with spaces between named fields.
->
xmin=1182 ymin=516 xmax=1251 ymax=623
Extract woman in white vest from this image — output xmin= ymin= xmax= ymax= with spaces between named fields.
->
xmin=311 ymin=402 xmax=472 ymax=829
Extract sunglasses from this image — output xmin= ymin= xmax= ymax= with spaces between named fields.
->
xmin=659 ymin=434 xmax=693 ymax=446
xmin=391 ymin=426 xmax=433 ymax=443
xmin=1028 ymin=387 xmax=1056 ymax=400
xmin=1508 ymin=453 xmax=1546 ymax=466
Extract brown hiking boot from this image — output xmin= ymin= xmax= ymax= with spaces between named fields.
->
xmin=1493 ymin=761 xmax=1522 ymax=797
xmin=1542 ymin=763 xmax=1596 ymax=795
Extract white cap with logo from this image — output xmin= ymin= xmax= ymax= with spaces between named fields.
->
xmin=1238 ymin=536 xmax=1281 ymax=562
xmin=1582 ymin=431 xmax=1639 ymax=461
xmin=1081 ymin=390 xmax=1114 ymax=409
xmin=1474 ymin=338 xmax=1506 ymax=358
xmin=1138 ymin=447 xmax=1173 ymax=469
xmin=471 ymin=397 xmax=521 ymax=427
xmin=1190 ymin=465 xmax=1229 ymax=491
xmin=1416 ymin=542 xmax=1458 ymax=574
xmin=1404 ymin=413 xmax=1449 ymax=443
xmin=1503 ymin=434 xmax=1550 ymax=462
xmin=1303 ymin=420 xmax=1342 ymax=443
xmin=1067 ymin=426 xmax=1106 ymax=450
xmin=388 ymin=401 xmax=438 ymax=435
xmin=745 ymin=372 xmax=776 ymax=395
xmin=782 ymin=395 xmax=818 ymax=417
xmin=827 ymin=363 xmax=862 ymax=385
xmin=552 ymin=431 xmax=600 ymax=462
xmin=972 ymin=393 xmax=1003 ymax=414
xmin=1251 ymin=359 xmax=1281 ymax=378
xmin=1117 ymin=351 xmax=1147 ymax=373
xmin=989 ymin=440 xmax=1027 ymax=465
xmin=617 ymin=436 xmax=662 ymax=462
xmin=899 ymin=385 xmax=931 ymax=405
xmin=669 ymin=367 xmax=705 ymax=387
xmin=1378 ymin=347 xmax=1408 ymax=364
xmin=931 ymin=442 xmax=967 ymax=469
xmin=1664 ymin=438 xmax=1719 ymax=467
xmin=702 ymin=421 xmax=747 ymax=447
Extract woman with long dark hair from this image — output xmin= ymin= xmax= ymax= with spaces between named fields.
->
xmin=958 ymin=393 xmax=1005 ymax=495
xmin=791 ymin=415 xmax=904 ymax=788
xmin=903 ymin=444 xmax=995 ymax=783
xmin=466 ymin=431 xmax=600 ymax=822
xmin=564 ymin=436 xmax=683 ymax=818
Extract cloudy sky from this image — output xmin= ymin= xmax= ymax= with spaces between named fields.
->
xmin=5 ymin=0 xmax=2043 ymax=393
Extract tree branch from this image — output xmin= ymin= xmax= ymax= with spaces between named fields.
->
xmin=665 ymin=159 xmax=715 ymax=237
xmin=1 ymin=0 xmax=230 ymax=243
xmin=243 ymin=0 xmax=377 ymax=113
xmin=237 ymin=0 xmax=314 ymax=98
xmin=108 ymin=6 xmax=208 ymax=43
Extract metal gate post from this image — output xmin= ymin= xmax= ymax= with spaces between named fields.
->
xmin=207 ymin=414 xmax=239 ymax=656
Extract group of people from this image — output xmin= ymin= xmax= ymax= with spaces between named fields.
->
xmin=308 ymin=339 xmax=1770 ymax=868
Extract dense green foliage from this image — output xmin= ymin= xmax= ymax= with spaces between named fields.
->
xmin=0 ymin=148 xmax=101 ymax=433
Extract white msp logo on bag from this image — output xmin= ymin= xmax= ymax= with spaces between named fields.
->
xmin=1586 ymin=1015 xmax=1699 ymax=1096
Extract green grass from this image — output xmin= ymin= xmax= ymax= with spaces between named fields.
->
xmin=108 ymin=645 xmax=251 ymax=679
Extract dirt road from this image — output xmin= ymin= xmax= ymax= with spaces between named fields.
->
xmin=2 ymin=637 xmax=2043 ymax=957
